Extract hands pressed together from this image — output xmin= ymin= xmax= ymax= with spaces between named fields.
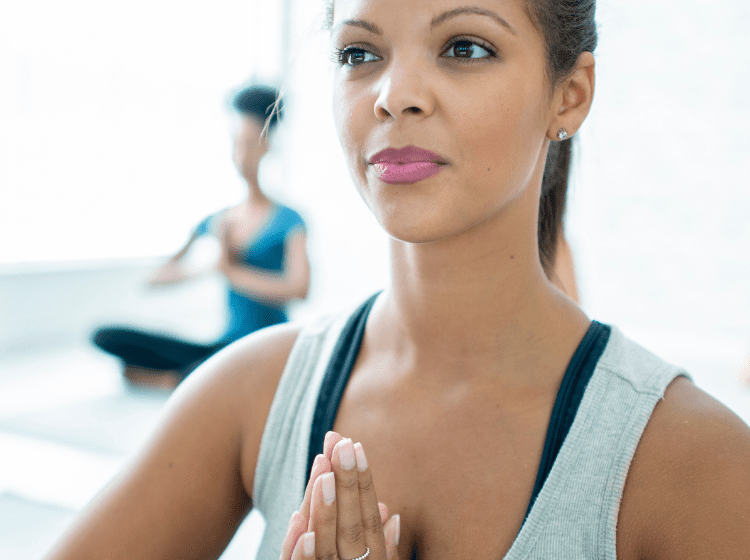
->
xmin=279 ymin=432 xmax=401 ymax=560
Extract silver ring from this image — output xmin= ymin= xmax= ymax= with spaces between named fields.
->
xmin=343 ymin=547 xmax=370 ymax=560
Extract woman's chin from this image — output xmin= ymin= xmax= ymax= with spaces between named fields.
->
xmin=375 ymin=212 xmax=469 ymax=246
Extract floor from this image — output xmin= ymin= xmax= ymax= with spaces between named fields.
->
xmin=1 ymin=332 xmax=749 ymax=559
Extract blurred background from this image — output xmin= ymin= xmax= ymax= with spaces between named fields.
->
xmin=1 ymin=0 xmax=749 ymax=557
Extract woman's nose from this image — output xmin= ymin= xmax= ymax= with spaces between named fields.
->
xmin=373 ymin=54 xmax=436 ymax=122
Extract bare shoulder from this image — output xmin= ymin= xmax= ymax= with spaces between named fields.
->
xmin=45 ymin=322 xmax=302 ymax=560
xmin=177 ymin=322 xmax=304 ymax=487
xmin=618 ymin=376 xmax=750 ymax=560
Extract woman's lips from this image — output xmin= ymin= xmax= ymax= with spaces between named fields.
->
xmin=372 ymin=162 xmax=442 ymax=184
xmin=368 ymin=146 xmax=447 ymax=184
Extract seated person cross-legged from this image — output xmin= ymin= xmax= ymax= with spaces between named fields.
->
xmin=93 ymin=84 xmax=309 ymax=389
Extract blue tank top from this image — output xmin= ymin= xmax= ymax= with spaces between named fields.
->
xmin=194 ymin=204 xmax=305 ymax=343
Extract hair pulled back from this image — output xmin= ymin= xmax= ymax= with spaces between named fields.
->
xmin=324 ymin=0 xmax=597 ymax=274
xmin=231 ymin=84 xmax=284 ymax=134
xmin=534 ymin=0 xmax=597 ymax=274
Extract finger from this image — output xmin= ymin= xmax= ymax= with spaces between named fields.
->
xmin=332 ymin=438 xmax=368 ymax=560
xmin=279 ymin=511 xmax=307 ymax=560
xmin=379 ymin=502 xmax=389 ymax=525
xmin=309 ymin=472 xmax=338 ymax=560
xmin=290 ymin=531 xmax=316 ymax=560
xmin=352 ymin=442 xmax=387 ymax=559
xmin=300 ymin=454 xmax=331 ymax=522
xmin=383 ymin=515 xmax=401 ymax=560
xmin=324 ymin=431 xmax=344 ymax=461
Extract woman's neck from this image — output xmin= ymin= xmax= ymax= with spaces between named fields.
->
xmin=373 ymin=189 xmax=589 ymax=383
xmin=244 ymin=180 xmax=270 ymax=209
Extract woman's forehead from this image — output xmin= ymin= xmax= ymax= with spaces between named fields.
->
xmin=330 ymin=0 xmax=531 ymax=36
xmin=332 ymin=0 xmax=525 ymax=20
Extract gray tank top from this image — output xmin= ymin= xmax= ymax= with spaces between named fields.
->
xmin=252 ymin=298 xmax=688 ymax=559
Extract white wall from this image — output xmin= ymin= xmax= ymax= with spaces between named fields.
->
xmin=0 ymin=260 xmax=226 ymax=353
xmin=0 ymin=0 xmax=283 ymax=263
xmin=569 ymin=0 xmax=750 ymax=354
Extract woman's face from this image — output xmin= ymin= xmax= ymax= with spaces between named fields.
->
xmin=233 ymin=115 xmax=268 ymax=182
xmin=331 ymin=0 xmax=556 ymax=244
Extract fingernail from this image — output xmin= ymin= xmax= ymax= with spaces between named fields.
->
xmin=303 ymin=531 xmax=315 ymax=557
xmin=354 ymin=442 xmax=368 ymax=471
xmin=338 ymin=438 xmax=356 ymax=470
xmin=310 ymin=454 xmax=321 ymax=475
xmin=392 ymin=514 xmax=401 ymax=546
xmin=312 ymin=454 xmax=325 ymax=474
xmin=378 ymin=502 xmax=388 ymax=523
xmin=322 ymin=472 xmax=336 ymax=505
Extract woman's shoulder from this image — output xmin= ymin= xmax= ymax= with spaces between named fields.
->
xmin=191 ymin=321 xmax=304 ymax=407
xmin=174 ymin=321 xmax=307 ymax=471
xmin=580 ymin=327 xmax=750 ymax=558
xmin=188 ymin=308 xmax=351 ymax=437
xmin=617 ymin=374 xmax=750 ymax=559
xmin=596 ymin=326 xmax=689 ymax=394
xmin=193 ymin=206 xmax=234 ymax=236
xmin=272 ymin=203 xmax=306 ymax=231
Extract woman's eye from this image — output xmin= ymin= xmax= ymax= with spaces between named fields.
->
xmin=334 ymin=47 xmax=380 ymax=66
xmin=444 ymin=40 xmax=494 ymax=60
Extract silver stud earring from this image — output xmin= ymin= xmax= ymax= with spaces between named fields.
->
xmin=557 ymin=129 xmax=569 ymax=141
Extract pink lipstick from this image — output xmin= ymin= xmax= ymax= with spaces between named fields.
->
xmin=369 ymin=146 xmax=447 ymax=184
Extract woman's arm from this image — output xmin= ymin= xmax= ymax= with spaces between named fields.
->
xmin=147 ymin=230 xmax=203 ymax=287
xmin=44 ymin=323 xmax=301 ymax=560
xmin=219 ymin=230 xmax=311 ymax=304
xmin=149 ymin=211 xmax=229 ymax=287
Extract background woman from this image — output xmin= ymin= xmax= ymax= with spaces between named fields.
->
xmin=93 ymin=84 xmax=310 ymax=388
xmin=49 ymin=1 xmax=749 ymax=559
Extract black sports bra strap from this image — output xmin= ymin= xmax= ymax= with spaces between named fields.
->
xmin=521 ymin=321 xmax=612 ymax=522
xmin=306 ymin=293 xmax=380 ymax=479
xmin=305 ymin=296 xmax=612 ymax=533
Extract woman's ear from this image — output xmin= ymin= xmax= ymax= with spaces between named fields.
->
xmin=547 ymin=52 xmax=595 ymax=141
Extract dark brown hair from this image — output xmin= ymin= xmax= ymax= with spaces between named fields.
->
xmin=532 ymin=0 xmax=597 ymax=274
xmin=324 ymin=0 xmax=597 ymax=274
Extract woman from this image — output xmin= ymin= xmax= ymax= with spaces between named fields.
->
xmin=49 ymin=1 xmax=750 ymax=559
xmin=92 ymin=84 xmax=310 ymax=388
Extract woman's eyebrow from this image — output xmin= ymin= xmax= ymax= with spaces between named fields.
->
xmin=430 ymin=6 xmax=517 ymax=35
xmin=333 ymin=19 xmax=384 ymax=36
xmin=332 ymin=6 xmax=515 ymax=37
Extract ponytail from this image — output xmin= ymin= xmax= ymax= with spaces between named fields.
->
xmin=538 ymin=138 xmax=571 ymax=276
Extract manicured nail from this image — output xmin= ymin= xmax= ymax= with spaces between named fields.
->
xmin=288 ymin=510 xmax=303 ymax=527
xmin=303 ymin=531 xmax=315 ymax=557
xmin=310 ymin=454 xmax=321 ymax=475
xmin=392 ymin=514 xmax=401 ymax=546
xmin=338 ymin=438 xmax=356 ymax=470
xmin=322 ymin=472 xmax=336 ymax=505
xmin=354 ymin=442 xmax=368 ymax=471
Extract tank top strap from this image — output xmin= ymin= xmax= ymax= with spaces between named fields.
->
xmin=504 ymin=327 xmax=689 ymax=559
xmin=523 ymin=321 xmax=612 ymax=522
xmin=307 ymin=293 xmax=381 ymax=477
